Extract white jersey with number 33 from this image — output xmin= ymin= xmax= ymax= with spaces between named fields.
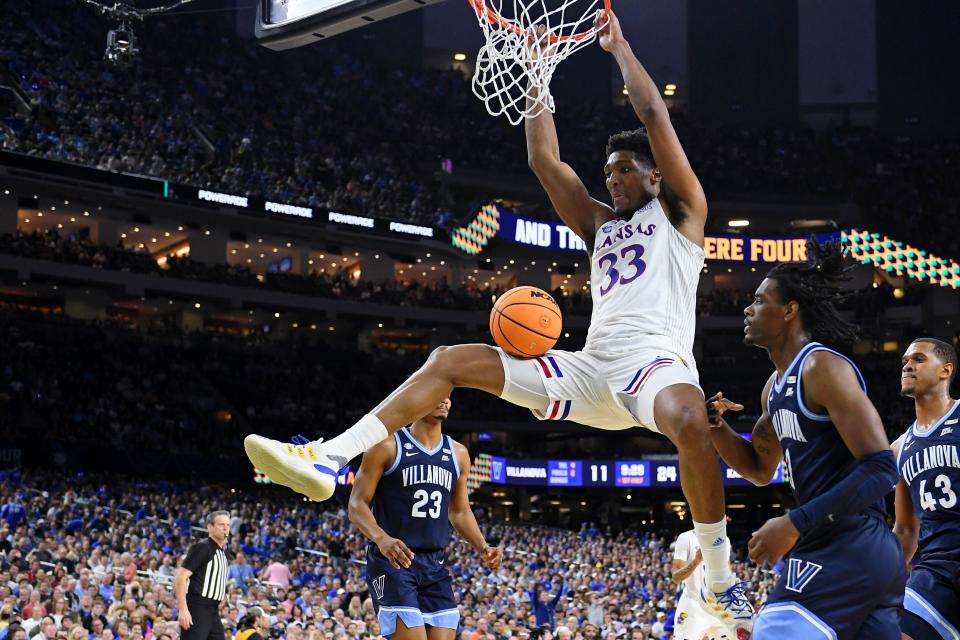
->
xmin=585 ymin=198 xmax=704 ymax=368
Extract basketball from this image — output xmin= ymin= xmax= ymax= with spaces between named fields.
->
xmin=489 ymin=286 xmax=562 ymax=358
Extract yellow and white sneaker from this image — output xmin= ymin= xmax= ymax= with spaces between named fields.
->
xmin=243 ymin=434 xmax=348 ymax=502
xmin=698 ymin=577 xmax=755 ymax=639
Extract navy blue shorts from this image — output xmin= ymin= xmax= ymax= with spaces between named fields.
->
xmin=754 ymin=514 xmax=906 ymax=640
xmin=901 ymin=558 xmax=960 ymax=640
xmin=365 ymin=545 xmax=459 ymax=636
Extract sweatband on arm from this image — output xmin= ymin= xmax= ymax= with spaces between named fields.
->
xmin=788 ymin=449 xmax=897 ymax=534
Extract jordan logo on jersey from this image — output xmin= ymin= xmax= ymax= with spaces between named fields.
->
xmin=772 ymin=409 xmax=808 ymax=443
xmin=372 ymin=575 xmax=385 ymax=599
xmin=785 ymin=559 xmax=822 ymax=593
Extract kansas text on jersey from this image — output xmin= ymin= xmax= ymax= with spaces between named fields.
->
xmin=586 ymin=198 xmax=704 ymax=366
xmin=372 ymin=428 xmax=461 ymax=550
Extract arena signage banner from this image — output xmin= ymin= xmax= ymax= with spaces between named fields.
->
xmin=497 ymin=209 xmax=589 ymax=252
xmin=495 ymin=207 xmax=840 ymax=263
xmin=173 ymin=181 xmax=439 ymax=238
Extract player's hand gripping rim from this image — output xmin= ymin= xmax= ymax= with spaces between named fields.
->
xmin=593 ymin=9 xmax=620 ymax=53
xmin=377 ymin=535 xmax=415 ymax=569
xmin=706 ymin=391 xmax=744 ymax=428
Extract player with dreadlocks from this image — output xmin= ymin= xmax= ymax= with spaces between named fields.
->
xmin=705 ymin=238 xmax=906 ymax=639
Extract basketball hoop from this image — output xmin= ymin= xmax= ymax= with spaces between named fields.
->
xmin=468 ymin=0 xmax=611 ymax=125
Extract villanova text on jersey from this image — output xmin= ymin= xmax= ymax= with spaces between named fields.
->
xmin=400 ymin=464 xmax=454 ymax=492
xmin=767 ymin=342 xmax=882 ymax=517
xmin=754 ymin=342 xmax=906 ymax=640
xmin=898 ymin=399 xmax=960 ymax=561
xmin=371 ymin=427 xmax=460 ymax=550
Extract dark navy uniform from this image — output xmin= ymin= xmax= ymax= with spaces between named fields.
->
xmin=753 ymin=342 xmax=906 ymax=640
xmin=366 ymin=427 xmax=461 ymax=636
xmin=898 ymin=399 xmax=960 ymax=640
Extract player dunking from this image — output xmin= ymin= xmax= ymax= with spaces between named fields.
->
xmin=892 ymin=338 xmax=960 ymax=640
xmin=708 ymin=239 xmax=905 ymax=639
xmin=244 ymin=11 xmax=752 ymax=634
xmin=348 ymin=398 xmax=503 ymax=640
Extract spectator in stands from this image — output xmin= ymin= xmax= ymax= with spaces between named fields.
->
xmin=260 ymin=562 xmax=291 ymax=590
xmin=227 ymin=555 xmax=254 ymax=589
xmin=235 ymin=607 xmax=267 ymax=640
xmin=531 ymin=581 xmax=564 ymax=629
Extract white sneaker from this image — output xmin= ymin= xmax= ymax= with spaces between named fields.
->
xmin=243 ymin=434 xmax=348 ymax=501
xmin=697 ymin=577 xmax=754 ymax=640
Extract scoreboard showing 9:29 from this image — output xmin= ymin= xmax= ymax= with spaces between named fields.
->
xmin=487 ymin=456 xmax=781 ymax=488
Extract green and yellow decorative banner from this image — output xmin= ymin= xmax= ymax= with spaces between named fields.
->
xmin=451 ymin=204 xmax=501 ymax=256
xmin=843 ymin=229 xmax=960 ymax=289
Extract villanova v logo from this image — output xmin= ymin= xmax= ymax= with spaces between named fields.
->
xmin=372 ymin=575 xmax=386 ymax=599
xmin=785 ymin=558 xmax=823 ymax=593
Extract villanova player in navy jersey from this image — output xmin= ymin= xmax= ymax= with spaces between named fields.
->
xmin=892 ymin=338 xmax=960 ymax=640
xmin=707 ymin=239 xmax=905 ymax=639
xmin=348 ymin=398 xmax=503 ymax=640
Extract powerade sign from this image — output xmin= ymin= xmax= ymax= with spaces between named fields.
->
xmin=173 ymin=184 xmax=437 ymax=238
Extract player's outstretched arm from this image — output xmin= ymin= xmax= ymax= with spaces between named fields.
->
xmin=448 ymin=443 xmax=503 ymax=571
xmin=525 ymin=30 xmax=613 ymax=248
xmin=348 ymin=440 xmax=415 ymax=569
xmin=891 ymin=435 xmax=920 ymax=565
xmin=707 ymin=374 xmax=783 ymax=486
xmin=597 ymin=11 xmax=707 ymax=246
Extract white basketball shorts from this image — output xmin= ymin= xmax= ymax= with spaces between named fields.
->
xmin=495 ymin=345 xmax=702 ymax=433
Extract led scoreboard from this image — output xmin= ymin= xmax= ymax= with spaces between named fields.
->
xmin=490 ymin=457 xmax=784 ymax=488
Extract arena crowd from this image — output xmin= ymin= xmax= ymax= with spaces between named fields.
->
xmin=0 ymin=2 xmax=957 ymax=258
xmin=0 ymin=471 xmax=779 ymax=640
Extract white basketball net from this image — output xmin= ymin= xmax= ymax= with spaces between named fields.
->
xmin=470 ymin=0 xmax=609 ymax=125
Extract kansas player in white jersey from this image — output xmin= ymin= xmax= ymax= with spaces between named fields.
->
xmin=672 ymin=530 xmax=733 ymax=640
xmin=892 ymin=338 xmax=960 ymax=640
xmin=348 ymin=398 xmax=503 ymax=640
xmin=708 ymin=239 xmax=905 ymax=639
xmin=243 ymin=11 xmax=752 ymax=635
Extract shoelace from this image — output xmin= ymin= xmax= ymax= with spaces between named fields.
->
xmin=715 ymin=581 xmax=751 ymax=611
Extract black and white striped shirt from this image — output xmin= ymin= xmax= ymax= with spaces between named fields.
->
xmin=182 ymin=538 xmax=228 ymax=602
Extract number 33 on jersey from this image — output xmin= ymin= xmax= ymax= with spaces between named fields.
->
xmin=585 ymin=199 xmax=704 ymax=366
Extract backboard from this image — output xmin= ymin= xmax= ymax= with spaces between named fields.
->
xmin=255 ymin=0 xmax=447 ymax=50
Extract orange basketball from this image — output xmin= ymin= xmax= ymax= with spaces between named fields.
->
xmin=489 ymin=286 xmax=563 ymax=358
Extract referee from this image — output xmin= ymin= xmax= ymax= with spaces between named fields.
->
xmin=176 ymin=511 xmax=230 ymax=640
